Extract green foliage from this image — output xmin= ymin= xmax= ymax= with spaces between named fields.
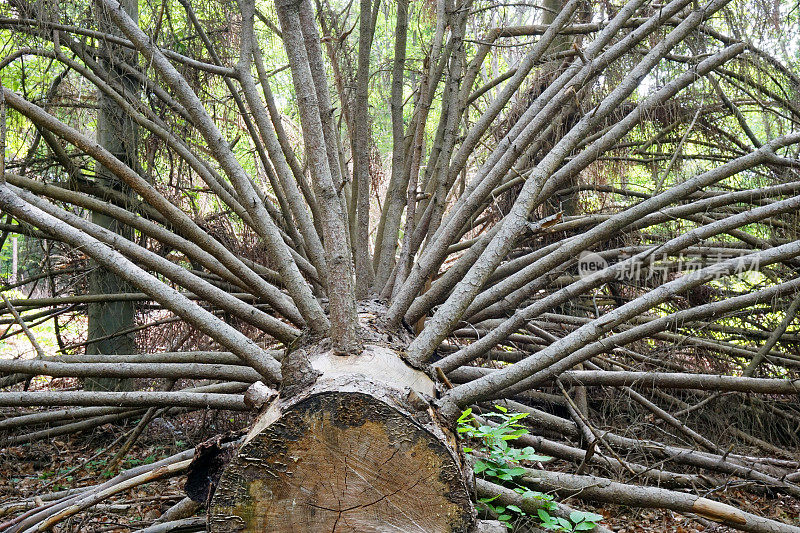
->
xmin=458 ymin=406 xmax=603 ymax=531
xmin=85 ymin=459 xmax=108 ymax=470
xmin=537 ymin=509 xmax=606 ymax=532
xmin=458 ymin=405 xmax=551 ymax=482
xmin=123 ymin=453 xmax=157 ymax=468
xmin=0 ymin=234 xmax=41 ymax=280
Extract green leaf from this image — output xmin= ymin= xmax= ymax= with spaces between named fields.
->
xmin=570 ymin=511 xmax=604 ymax=524
xmin=575 ymin=522 xmax=597 ymax=531
xmin=506 ymin=504 xmax=522 ymax=513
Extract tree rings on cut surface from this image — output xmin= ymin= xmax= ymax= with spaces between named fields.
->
xmin=208 ymin=381 xmax=473 ymax=532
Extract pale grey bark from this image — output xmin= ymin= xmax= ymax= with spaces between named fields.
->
xmin=421 ymin=3 xmax=472 ymax=244
xmin=351 ymin=0 xmax=378 ymax=295
xmin=385 ymin=0 xmax=669 ymax=326
xmin=5 ymin=448 xmax=196 ymax=532
xmin=235 ymin=0 xmax=329 ymax=287
xmin=99 ymin=0 xmax=329 ymax=335
xmin=133 ymin=517 xmax=205 ymax=533
xmin=371 ymin=0 xmax=408 ymax=292
xmin=0 ymin=358 xmax=261 ymax=383
xmin=37 ymin=351 xmax=250 ymax=366
xmin=457 ymin=127 xmax=786 ymax=324
xmin=446 ymin=0 xmax=582 ymax=196
xmin=744 ymin=292 xmax=800 ymax=376
xmin=406 ymin=7 xmax=740 ymax=362
xmin=275 ymin=0 xmax=360 ymax=352
xmin=518 ymin=468 xmax=800 ymax=533
xmin=2 ymin=409 xmax=148 ymax=446
xmin=0 ymin=406 xmax=127 ymax=431
xmin=13 ymin=46 xmax=284 ymax=255
xmin=4 ymin=174 xmax=281 ymax=288
xmin=0 ymin=391 xmax=247 ymax=410
xmin=373 ymin=0 xmax=449 ymax=284
xmin=3 ymin=2 xmax=800 ymax=530
xmin=0 ymin=184 xmax=283 ymax=382
xmin=1 ymin=87 xmax=305 ymax=327
xmin=176 ymin=0 xmax=302 ymax=252
xmin=253 ymin=44 xmax=324 ymax=239
xmin=443 ymin=242 xmax=800 ymax=408
xmin=475 ymin=479 xmax=614 ymax=533
xmin=15 ymin=185 xmax=299 ymax=341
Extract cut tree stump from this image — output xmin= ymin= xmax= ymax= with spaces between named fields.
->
xmin=208 ymin=324 xmax=474 ymax=532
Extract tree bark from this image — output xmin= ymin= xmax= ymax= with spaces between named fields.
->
xmin=209 ymin=313 xmax=474 ymax=532
xmin=86 ymin=0 xmax=138 ymax=391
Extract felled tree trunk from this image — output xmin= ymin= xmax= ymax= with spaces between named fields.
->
xmin=208 ymin=310 xmax=474 ymax=532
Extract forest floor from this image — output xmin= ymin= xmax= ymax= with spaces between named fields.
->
xmin=1 ymin=408 xmax=798 ymax=533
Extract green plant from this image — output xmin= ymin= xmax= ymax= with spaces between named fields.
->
xmin=458 ymin=406 xmax=604 ymax=532
xmin=458 ymin=406 xmax=551 ymax=482
xmin=85 ymin=459 xmax=108 ymax=471
xmin=538 ymin=510 xmax=605 ymax=531
xmin=123 ymin=453 xmax=156 ymax=468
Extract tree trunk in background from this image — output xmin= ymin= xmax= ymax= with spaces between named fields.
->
xmin=85 ymin=0 xmax=138 ymax=391
xmin=543 ymin=0 xmax=581 ymax=217
xmin=209 ymin=306 xmax=474 ymax=532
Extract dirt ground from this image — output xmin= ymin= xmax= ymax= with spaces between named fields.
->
xmin=1 ymin=412 xmax=798 ymax=533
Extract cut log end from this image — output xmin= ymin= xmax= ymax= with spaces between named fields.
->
xmin=209 ymin=386 xmax=473 ymax=532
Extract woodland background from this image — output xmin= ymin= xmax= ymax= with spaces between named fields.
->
xmin=0 ymin=0 xmax=798 ymax=530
